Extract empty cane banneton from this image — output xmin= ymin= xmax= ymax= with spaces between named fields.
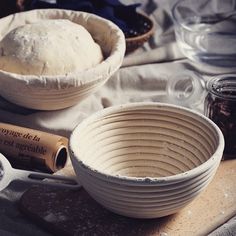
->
xmin=69 ymin=102 xmax=224 ymax=219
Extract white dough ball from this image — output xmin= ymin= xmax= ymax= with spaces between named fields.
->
xmin=0 ymin=19 xmax=104 ymax=76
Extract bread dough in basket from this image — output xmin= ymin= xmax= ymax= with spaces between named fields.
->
xmin=0 ymin=19 xmax=104 ymax=76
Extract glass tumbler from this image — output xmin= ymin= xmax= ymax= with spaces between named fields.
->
xmin=166 ymin=70 xmax=205 ymax=111
xmin=172 ymin=0 xmax=236 ymax=67
xmin=204 ymin=75 xmax=236 ymax=159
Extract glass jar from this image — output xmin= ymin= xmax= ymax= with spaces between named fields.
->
xmin=204 ymin=74 xmax=236 ymax=159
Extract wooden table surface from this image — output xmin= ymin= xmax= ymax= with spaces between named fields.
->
xmin=19 ymin=159 xmax=236 ymax=236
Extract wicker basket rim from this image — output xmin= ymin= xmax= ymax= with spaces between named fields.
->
xmin=125 ymin=11 xmax=155 ymax=42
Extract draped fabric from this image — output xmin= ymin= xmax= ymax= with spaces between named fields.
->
xmin=27 ymin=0 xmax=141 ymax=35
xmin=0 ymin=0 xmax=236 ymax=235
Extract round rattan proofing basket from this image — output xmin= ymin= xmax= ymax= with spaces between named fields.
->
xmin=125 ymin=12 xmax=154 ymax=53
xmin=0 ymin=9 xmax=125 ymax=110
xmin=69 ymin=102 xmax=224 ymax=219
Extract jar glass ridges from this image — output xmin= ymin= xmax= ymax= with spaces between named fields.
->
xmin=204 ymin=75 xmax=236 ymax=158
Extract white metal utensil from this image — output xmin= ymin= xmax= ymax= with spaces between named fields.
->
xmin=0 ymin=153 xmax=81 ymax=191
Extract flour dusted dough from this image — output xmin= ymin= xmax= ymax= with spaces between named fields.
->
xmin=0 ymin=19 xmax=104 ymax=76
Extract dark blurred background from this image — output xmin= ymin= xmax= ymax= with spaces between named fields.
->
xmin=0 ymin=0 xmax=32 ymax=18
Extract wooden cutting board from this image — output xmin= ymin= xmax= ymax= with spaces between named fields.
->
xmin=19 ymin=159 xmax=236 ymax=236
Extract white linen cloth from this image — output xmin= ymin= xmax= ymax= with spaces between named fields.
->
xmin=0 ymin=0 xmax=236 ymax=235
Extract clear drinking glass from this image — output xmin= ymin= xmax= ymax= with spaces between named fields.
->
xmin=166 ymin=70 xmax=205 ymax=111
xmin=172 ymin=0 xmax=236 ymax=67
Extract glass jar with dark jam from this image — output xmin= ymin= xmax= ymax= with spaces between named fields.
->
xmin=204 ymin=75 xmax=236 ymax=159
